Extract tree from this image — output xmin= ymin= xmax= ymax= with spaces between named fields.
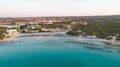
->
xmin=0 ymin=32 xmax=5 ymax=40
xmin=0 ymin=27 xmax=7 ymax=40
xmin=66 ymin=22 xmax=120 ymax=39
xmin=66 ymin=30 xmax=82 ymax=36
xmin=116 ymin=37 xmax=120 ymax=41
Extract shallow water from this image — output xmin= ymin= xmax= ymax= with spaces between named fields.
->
xmin=0 ymin=38 xmax=120 ymax=67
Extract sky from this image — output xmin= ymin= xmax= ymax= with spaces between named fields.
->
xmin=0 ymin=0 xmax=120 ymax=17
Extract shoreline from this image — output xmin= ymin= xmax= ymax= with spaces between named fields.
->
xmin=0 ymin=33 xmax=21 ymax=43
xmin=0 ymin=33 xmax=120 ymax=46
xmin=72 ymin=38 xmax=120 ymax=46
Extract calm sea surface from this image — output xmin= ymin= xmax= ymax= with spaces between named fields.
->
xmin=0 ymin=38 xmax=120 ymax=67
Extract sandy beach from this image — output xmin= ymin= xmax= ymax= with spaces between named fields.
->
xmin=0 ymin=33 xmax=21 ymax=43
xmin=0 ymin=33 xmax=120 ymax=46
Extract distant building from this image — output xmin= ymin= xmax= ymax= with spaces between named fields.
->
xmin=79 ymin=21 xmax=88 ymax=25
xmin=41 ymin=28 xmax=61 ymax=33
xmin=28 ymin=24 xmax=41 ymax=29
xmin=66 ymin=25 xmax=72 ymax=30
xmin=41 ymin=28 xmax=56 ymax=32
xmin=7 ymin=29 xmax=18 ymax=36
xmin=83 ymin=22 xmax=88 ymax=25
xmin=0 ymin=25 xmax=18 ymax=29
xmin=48 ymin=19 xmax=54 ymax=24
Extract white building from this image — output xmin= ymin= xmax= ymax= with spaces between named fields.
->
xmin=7 ymin=29 xmax=18 ymax=36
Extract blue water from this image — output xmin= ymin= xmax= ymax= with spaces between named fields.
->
xmin=0 ymin=38 xmax=120 ymax=67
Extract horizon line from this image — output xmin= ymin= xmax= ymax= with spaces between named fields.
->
xmin=0 ymin=14 xmax=119 ymax=18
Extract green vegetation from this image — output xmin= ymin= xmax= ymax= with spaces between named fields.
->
xmin=45 ymin=24 xmax=64 ymax=28
xmin=19 ymin=22 xmax=70 ymax=33
xmin=116 ymin=36 xmax=120 ymax=41
xmin=67 ymin=22 xmax=120 ymax=39
xmin=0 ymin=32 xmax=5 ymax=40
xmin=41 ymin=23 xmax=66 ymax=29
xmin=66 ymin=30 xmax=81 ymax=36
xmin=0 ymin=27 xmax=7 ymax=40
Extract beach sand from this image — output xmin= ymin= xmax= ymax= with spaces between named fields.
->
xmin=0 ymin=33 xmax=120 ymax=46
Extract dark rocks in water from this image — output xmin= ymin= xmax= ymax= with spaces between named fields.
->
xmin=84 ymin=46 xmax=104 ymax=51
xmin=105 ymin=50 xmax=114 ymax=53
xmin=66 ymin=41 xmax=95 ymax=46
xmin=116 ymin=48 xmax=120 ymax=53
xmin=104 ymin=45 xmax=114 ymax=49
xmin=0 ymin=41 xmax=16 ymax=46
xmin=117 ymin=48 xmax=120 ymax=50
xmin=78 ymin=45 xmax=82 ymax=48
xmin=9 ymin=41 xmax=14 ymax=42
xmin=103 ymin=42 xmax=111 ymax=45
xmin=116 ymin=50 xmax=120 ymax=53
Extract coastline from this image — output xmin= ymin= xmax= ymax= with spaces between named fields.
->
xmin=0 ymin=33 xmax=120 ymax=46
xmin=0 ymin=33 xmax=20 ymax=43
xmin=72 ymin=38 xmax=120 ymax=46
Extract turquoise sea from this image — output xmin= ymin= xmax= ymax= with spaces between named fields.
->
xmin=0 ymin=38 xmax=120 ymax=67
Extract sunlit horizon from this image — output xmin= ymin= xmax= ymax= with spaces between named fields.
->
xmin=0 ymin=0 xmax=120 ymax=17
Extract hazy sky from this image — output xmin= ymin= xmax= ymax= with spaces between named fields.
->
xmin=0 ymin=0 xmax=120 ymax=17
